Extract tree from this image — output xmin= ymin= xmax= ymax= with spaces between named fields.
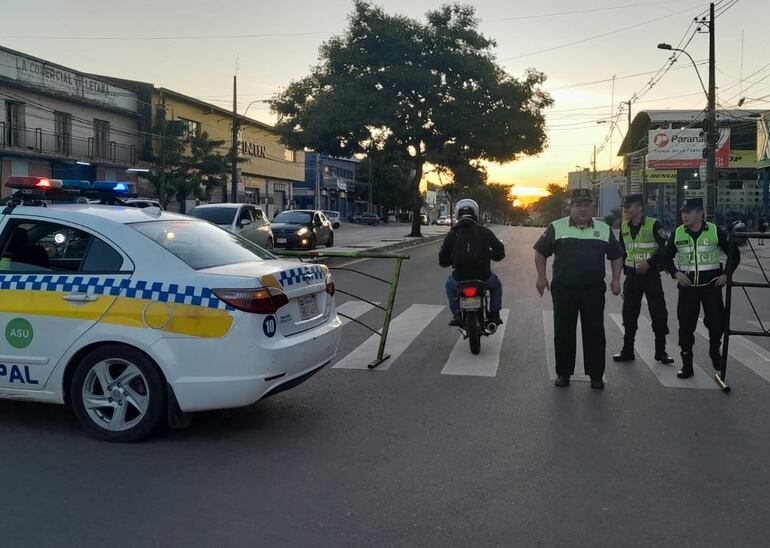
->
xmin=145 ymin=119 xmax=233 ymax=213
xmin=531 ymin=183 xmax=568 ymax=224
xmin=271 ymin=2 xmax=552 ymax=237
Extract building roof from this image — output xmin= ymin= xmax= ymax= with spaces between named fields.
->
xmin=618 ymin=109 xmax=767 ymax=156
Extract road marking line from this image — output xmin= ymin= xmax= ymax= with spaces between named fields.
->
xmin=697 ymin=320 xmax=770 ymax=383
xmin=336 ymin=300 xmax=380 ymax=325
xmin=441 ymin=309 xmax=510 ymax=377
xmin=542 ymin=310 xmax=591 ymax=382
xmin=332 ymin=304 xmax=445 ymax=371
xmin=610 ymin=314 xmax=718 ymax=389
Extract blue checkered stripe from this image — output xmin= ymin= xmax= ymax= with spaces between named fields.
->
xmin=0 ymin=274 xmax=234 ymax=311
xmin=277 ymin=266 xmax=325 ymax=287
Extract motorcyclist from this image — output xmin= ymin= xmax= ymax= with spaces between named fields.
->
xmin=438 ymin=199 xmax=505 ymax=327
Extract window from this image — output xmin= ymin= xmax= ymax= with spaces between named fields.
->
xmin=239 ymin=207 xmax=254 ymax=223
xmin=179 ymin=117 xmax=201 ymax=139
xmin=93 ymin=119 xmax=110 ymax=158
xmin=131 ymin=220 xmax=271 ymax=270
xmin=55 ymin=111 xmax=72 ymax=154
xmin=728 ymin=181 xmax=744 ymax=190
xmin=5 ymin=101 xmax=25 ymax=148
xmin=0 ymin=220 xmax=125 ymax=273
xmin=283 ymin=148 xmax=295 ymax=162
xmin=188 ymin=206 xmax=237 ymax=225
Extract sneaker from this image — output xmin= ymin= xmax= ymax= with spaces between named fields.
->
xmin=590 ymin=378 xmax=605 ymax=389
xmin=449 ymin=314 xmax=463 ymax=328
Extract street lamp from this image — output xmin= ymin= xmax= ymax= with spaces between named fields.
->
xmin=657 ymin=43 xmax=708 ymax=99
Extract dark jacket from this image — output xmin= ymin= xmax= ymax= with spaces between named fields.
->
xmin=439 ymin=218 xmax=505 ymax=280
xmin=661 ymin=221 xmax=740 ymax=286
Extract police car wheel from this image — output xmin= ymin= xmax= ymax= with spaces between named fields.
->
xmin=70 ymin=345 xmax=166 ymax=443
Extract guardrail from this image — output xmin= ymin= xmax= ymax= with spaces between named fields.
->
xmin=273 ymin=249 xmax=410 ymax=369
xmin=719 ymin=232 xmax=770 ymax=392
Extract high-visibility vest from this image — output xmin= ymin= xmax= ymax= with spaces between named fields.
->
xmin=552 ymin=216 xmax=611 ymax=242
xmin=674 ymin=222 xmax=721 ymax=286
xmin=621 ymin=217 xmax=659 ymax=269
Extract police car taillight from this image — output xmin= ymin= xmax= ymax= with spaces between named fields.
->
xmin=5 ymin=176 xmax=64 ymax=190
xmin=325 ymin=281 xmax=335 ymax=296
xmin=212 ymin=287 xmax=289 ymax=314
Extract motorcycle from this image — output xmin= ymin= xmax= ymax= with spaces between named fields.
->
xmin=456 ymin=280 xmax=498 ymax=355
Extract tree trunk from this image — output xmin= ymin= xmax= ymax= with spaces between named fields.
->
xmin=407 ymin=159 xmax=424 ymax=237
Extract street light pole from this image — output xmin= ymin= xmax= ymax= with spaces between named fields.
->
xmin=231 ymin=75 xmax=239 ymax=203
xmin=706 ymin=1 xmax=717 ymax=222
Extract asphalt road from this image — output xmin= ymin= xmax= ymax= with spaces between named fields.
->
xmin=2 ymin=226 xmax=770 ymax=547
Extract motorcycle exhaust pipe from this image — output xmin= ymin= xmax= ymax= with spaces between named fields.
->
xmin=486 ymin=322 xmax=498 ymax=334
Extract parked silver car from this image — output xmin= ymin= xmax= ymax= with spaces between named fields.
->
xmin=188 ymin=203 xmax=274 ymax=249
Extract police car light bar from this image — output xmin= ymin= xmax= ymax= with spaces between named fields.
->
xmin=92 ymin=181 xmax=132 ymax=193
xmin=5 ymin=176 xmax=64 ymax=190
xmin=60 ymin=180 xmax=92 ymax=191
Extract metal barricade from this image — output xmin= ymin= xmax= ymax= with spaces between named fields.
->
xmin=273 ymin=249 xmax=409 ymax=369
xmin=719 ymin=232 xmax=770 ymax=392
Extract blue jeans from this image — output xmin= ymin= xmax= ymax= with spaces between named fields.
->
xmin=445 ymin=273 xmax=503 ymax=316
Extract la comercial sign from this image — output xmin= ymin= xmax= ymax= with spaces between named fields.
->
xmin=0 ymin=48 xmax=138 ymax=113
xmin=647 ymin=128 xmax=730 ymax=169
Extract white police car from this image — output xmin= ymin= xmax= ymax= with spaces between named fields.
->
xmin=0 ymin=177 xmax=341 ymax=441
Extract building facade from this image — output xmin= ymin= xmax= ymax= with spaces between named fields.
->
xmin=0 ymin=46 xmax=142 ymax=199
xmin=149 ymin=88 xmax=304 ymax=216
xmin=618 ymin=109 xmax=769 ymax=227
xmin=298 ymin=153 xmax=359 ymax=217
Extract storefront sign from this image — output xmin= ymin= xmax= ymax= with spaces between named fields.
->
xmin=240 ymin=141 xmax=267 ymax=158
xmin=647 ymin=128 xmax=730 ymax=169
xmin=646 ymin=169 xmax=677 ymax=183
xmin=0 ymin=48 xmax=137 ymax=113
xmin=758 ymin=114 xmax=770 ymax=169
xmin=729 ymin=150 xmax=757 ymax=168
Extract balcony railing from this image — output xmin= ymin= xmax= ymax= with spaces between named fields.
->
xmin=0 ymin=122 xmax=136 ymax=165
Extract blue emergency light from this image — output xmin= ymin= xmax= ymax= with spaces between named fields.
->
xmin=93 ymin=181 xmax=131 ymax=193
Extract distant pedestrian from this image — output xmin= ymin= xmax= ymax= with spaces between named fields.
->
xmin=534 ymin=188 xmax=624 ymax=389
xmin=759 ymin=217 xmax=767 ymax=246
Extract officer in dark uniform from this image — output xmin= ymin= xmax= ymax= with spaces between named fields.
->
xmin=660 ymin=198 xmax=740 ymax=378
xmin=613 ymin=194 xmax=674 ymax=365
xmin=534 ymin=188 xmax=624 ymax=389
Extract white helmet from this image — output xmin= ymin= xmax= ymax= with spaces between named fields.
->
xmin=455 ymin=199 xmax=479 ymax=222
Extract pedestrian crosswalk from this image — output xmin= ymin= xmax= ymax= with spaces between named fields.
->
xmin=329 ymin=300 xmax=770 ymax=389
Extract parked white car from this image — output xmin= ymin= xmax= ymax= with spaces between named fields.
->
xmin=189 ymin=203 xmax=274 ymax=249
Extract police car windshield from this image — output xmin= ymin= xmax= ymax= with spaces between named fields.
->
xmin=188 ymin=206 xmax=237 ymax=225
xmin=131 ymin=220 xmax=271 ymax=269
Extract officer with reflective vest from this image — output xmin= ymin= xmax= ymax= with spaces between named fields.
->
xmin=613 ymin=194 xmax=674 ymax=365
xmin=661 ymin=197 xmax=740 ymax=379
xmin=534 ymin=188 xmax=624 ymax=389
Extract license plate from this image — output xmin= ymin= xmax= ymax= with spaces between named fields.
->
xmin=276 ymin=238 xmax=287 ymax=244
xmin=459 ymin=297 xmax=482 ymax=310
xmin=298 ymin=294 xmax=320 ymax=320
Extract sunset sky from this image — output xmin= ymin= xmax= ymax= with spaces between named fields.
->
xmin=2 ymin=0 xmax=767 ymax=198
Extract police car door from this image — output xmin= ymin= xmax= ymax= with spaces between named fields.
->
xmin=0 ymin=216 xmax=132 ymax=390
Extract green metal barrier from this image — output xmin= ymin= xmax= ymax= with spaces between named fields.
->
xmin=272 ymin=249 xmax=410 ymax=369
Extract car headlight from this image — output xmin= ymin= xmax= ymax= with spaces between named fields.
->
xmin=297 ymin=227 xmax=310 ymax=236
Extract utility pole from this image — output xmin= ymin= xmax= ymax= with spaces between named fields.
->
xmin=158 ymin=90 xmax=167 ymax=207
xmin=592 ymin=146 xmax=599 ymax=216
xmin=230 ymin=74 xmax=239 ymax=203
xmin=367 ymin=155 xmax=373 ymax=213
xmin=315 ymin=153 xmax=321 ymax=210
xmin=624 ymin=100 xmax=632 ymax=131
xmin=706 ymin=1 xmax=717 ymax=222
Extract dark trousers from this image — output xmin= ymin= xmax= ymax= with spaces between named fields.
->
xmin=677 ymin=285 xmax=725 ymax=353
xmin=622 ymin=272 xmax=669 ymax=338
xmin=552 ymin=283 xmax=606 ymax=379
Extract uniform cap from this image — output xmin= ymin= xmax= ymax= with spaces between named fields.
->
xmin=622 ymin=193 xmax=644 ymax=207
xmin=681 ymin=197 xmax=704 ymax=211
xmin=570 ymin=188 xmax=593 ymax=203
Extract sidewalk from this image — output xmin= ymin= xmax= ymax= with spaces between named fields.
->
xmin=327 ymin=222 xmax=449 ymax=255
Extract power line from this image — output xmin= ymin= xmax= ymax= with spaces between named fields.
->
xmin=0 ymin=31 xmax=334 ymax=41
xmin=499 ymin=3 xmax=707 ymax=62
xmin=486 ymin=0 xmax=694 ymax=22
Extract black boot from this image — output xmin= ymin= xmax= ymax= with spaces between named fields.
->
xmin=677 ymin=352 xmax=694 ymax=379
xmin=709 ymin=341 xmax=722 ymax=371
xmin=654 ymin=337 xmax=675 ymax=365
xmin=449 ymin=313 xmax=463 ymax=327
xmin=612 ymin=334 xmax=635 ymax=362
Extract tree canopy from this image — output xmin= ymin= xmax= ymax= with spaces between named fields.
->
xmin=532 ymin=183 xmax=568 ymax=224
xmin=271 ymin=1 xmax=552 ymax=235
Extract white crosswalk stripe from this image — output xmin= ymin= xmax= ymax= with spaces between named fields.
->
xmin=699 ymin=320 xmax=770 ymax=383
xmin=335 ymin=300 xmax=380 ymax=325
xmin=332 ymin=304 xmax=445 ymax=371
xmin=542 ymin=310 xmax=592 ymax=382
xmin=441 ymin=309 xmax=510 ymax=377
xmin=609 ymin=314 xmax=718 ymax=389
